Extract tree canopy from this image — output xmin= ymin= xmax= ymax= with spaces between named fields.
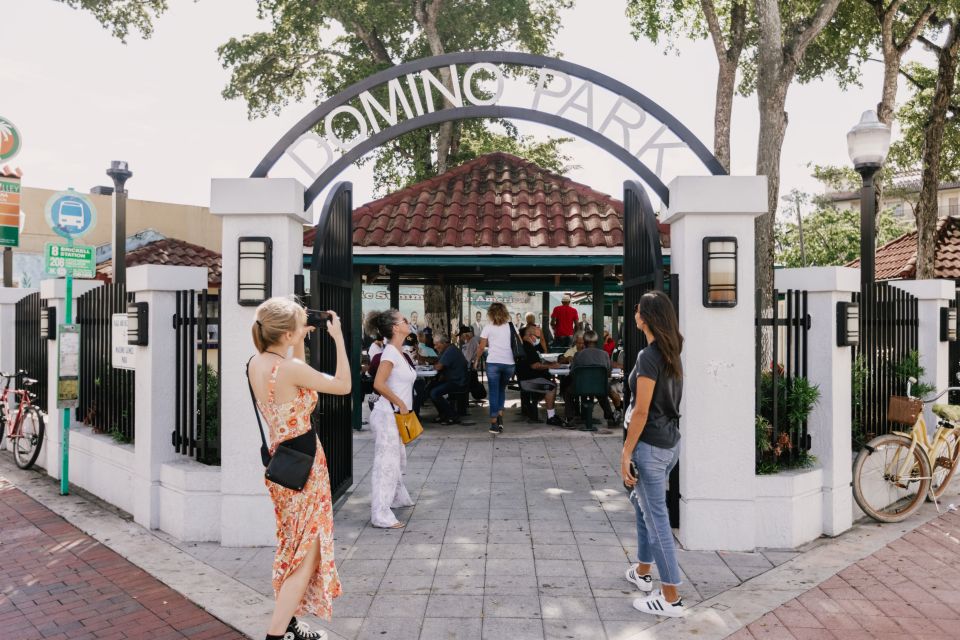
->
xmin=55 ymin=0 xmax=168 ymax=42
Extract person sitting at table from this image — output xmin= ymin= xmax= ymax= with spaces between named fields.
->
xmin=417 ymin=331 xmax=439 ymax=363
xmin=517 ymin=325 xmax=566 ymax=427
xmin=558 ymin=331 xmax=585 ymax=364
xmin=564 ymin=330 xmax=619 ymax=428
xmin=402 ymin=334 xmax=428 ymax=415
xmin=524 ymin=312 xmax=546 ymax=354
xmin=430 ymin=334 xmax=468 ymax=424
xmin=458 ymin=325 xmax=486 ymax=403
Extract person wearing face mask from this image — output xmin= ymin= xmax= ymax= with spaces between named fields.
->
xmin=516 ymin=325 xmax=566 ymax=427
xmin=524 ymin=312 xmax=546 ymax=354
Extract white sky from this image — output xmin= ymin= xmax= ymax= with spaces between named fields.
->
xmin=2 ymin=0 xmax=906 ymax=219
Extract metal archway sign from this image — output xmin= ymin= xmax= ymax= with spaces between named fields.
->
xmin=251 ymin=51 xmax=726 ymax=209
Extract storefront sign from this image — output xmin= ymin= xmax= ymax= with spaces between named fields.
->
xmin=0 ymin=176 xmax=20 ymax=247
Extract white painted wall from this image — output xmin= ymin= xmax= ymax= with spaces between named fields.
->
xmin=663 ymin=176 xmax=767 ymax=551
xmin=211 ymin=178 xmax=312 ymax=546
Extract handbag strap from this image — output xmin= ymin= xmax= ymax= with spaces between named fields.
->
xmin=245 ymin=356 xmax=270 ymax=453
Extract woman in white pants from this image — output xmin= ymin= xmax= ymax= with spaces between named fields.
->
xmin=366 ymin=309 xmax=416 ymax=528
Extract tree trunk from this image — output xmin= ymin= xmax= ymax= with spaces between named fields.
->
xmin=415 ymin=0 xmax=455 ymax=174
xmin=713 ymin=57 xmax=737 ymax=172
xmin=916 ymin=21 xmax=960 ymax=279
xmin=423 ymin=284 xmax=463 ymax=337
xmin=755 ymin=81 xmax=789 ymax=308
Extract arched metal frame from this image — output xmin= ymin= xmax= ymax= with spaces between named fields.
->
xmin=251 ymin=51 xmax=727 ymax=209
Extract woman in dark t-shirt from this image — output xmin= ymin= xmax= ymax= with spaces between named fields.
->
xmin=621 ymin=290 xmax=685 ymax=618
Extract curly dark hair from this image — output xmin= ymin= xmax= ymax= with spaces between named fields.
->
xmin=364 ymin=309 xmax=402 ymax=340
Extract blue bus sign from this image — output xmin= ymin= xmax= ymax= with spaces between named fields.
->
xmin=44 ymin=189 xmax=96 ymax=240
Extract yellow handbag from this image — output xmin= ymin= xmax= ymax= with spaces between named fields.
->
xmin=394 ymin=410 xmax=424 ymax=444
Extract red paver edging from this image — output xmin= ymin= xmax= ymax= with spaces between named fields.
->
xmin=0 ymin=481 xmax=245 ymax=640
xmin=728 ymin=510 xmax=960 ymax=639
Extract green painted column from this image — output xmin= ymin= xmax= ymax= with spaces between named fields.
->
xmin=592 ymin=268 xmax=604 ymax=336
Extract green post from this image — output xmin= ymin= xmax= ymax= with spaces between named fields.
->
xmin=60 ymin=239 xmax=73 ymax=496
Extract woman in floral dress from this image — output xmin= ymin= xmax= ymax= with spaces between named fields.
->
xmin=249 ymin=297 xmax=351 ymax=640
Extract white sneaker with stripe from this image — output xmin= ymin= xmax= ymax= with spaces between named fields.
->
xmin=624 ymin=566 xmax=653 ymax=592
xmin=633 ymin=591 xmax=686 ymax=618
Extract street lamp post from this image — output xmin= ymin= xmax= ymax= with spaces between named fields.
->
xmin=106 ymin=161 xmax=132 ymax=287
xmin=847 ymin=110 xmax=892 ymax=293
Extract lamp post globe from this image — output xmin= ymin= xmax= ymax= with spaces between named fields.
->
xmin=847 ymin=110 xmax=892 ymax=171
xmin=848 ymin=110 xmax=891 ymax=293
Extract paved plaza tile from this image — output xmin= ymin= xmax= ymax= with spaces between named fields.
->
xmin=0 ymin=478 xmax=244 ymax=640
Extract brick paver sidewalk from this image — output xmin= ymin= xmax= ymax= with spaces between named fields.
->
xmin=0 ymin=480 xmax=245 ymax=640
xmin=728 ymin=510 xmax=960 ymax=639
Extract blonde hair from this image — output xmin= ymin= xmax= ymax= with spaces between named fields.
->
xmin=252 ymin=297 xmax=306 ymax=353
xmin=487 ymin=302 xmax=510 ymax=325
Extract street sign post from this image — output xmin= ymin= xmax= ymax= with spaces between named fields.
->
xmin=44 ymin=189 xmax=97 ymax=495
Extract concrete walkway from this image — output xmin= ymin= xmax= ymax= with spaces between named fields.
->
xmin=1 ymin=404 xmax=954 ymax=639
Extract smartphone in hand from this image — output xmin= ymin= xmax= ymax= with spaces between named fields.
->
xmin=306 ymin=309 xmax=331 ymax=330
xmin=623 ymin=461 xmax=638 ymax=491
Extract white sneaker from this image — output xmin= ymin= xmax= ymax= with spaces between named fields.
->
xmin=633 ymin=591 xmax=686 ymax=618
xmin=625 ymin=566 xmax=653 ymax=592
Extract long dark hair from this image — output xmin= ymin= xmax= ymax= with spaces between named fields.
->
xmin=638 ymin=290 xmax=683 ymax=378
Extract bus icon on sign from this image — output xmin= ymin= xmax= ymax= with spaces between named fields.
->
xmin=57 ymin=201 xmax=85 ymax=230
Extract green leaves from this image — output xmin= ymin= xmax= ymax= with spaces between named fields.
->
xmin=55 ymin=0 xmax=168 ymax=42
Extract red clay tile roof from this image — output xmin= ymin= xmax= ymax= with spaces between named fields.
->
xmin=97 ymin=237 xmax=222 ymax=287
xmin=305 ymin=152 xmax=629 ymax=250
xmin=849 ymin=216 xmax=960 ymax=280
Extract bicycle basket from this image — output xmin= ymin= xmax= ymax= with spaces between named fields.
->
xmin=888 ymin=395 xmax=923 ymax=425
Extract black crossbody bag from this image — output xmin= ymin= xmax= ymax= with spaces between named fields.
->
xmin=246 ymin=358 xmax=316 ymax=491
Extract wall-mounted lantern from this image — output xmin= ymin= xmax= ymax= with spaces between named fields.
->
xmin=836 ymin=301 xmax=860 ymax=347
xmin=40 ymin=306 xmax=56 ymax=341
xmin=238 ymin=237 xmax=272 ymax=306
xmin=127 ymin=302 xmax=148 ymax=346
xmin=702 ymin=237 xmax=737 ymax=308
xmin=941 ymin=307 xmax=958 ymax=342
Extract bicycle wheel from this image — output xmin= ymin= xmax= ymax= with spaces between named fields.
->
xmin=0 ymin=403 xmax=7 ymax=451
xmin=853 ymin=433 xmax=931 ymax=523
xmin=12 ymin=406 xmax=44 ymax=470
xmin=931 ymin=429 xmax=960 ymax=499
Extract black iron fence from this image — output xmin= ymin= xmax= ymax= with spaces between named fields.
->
xmin=77 ymin=284 xmax=135 ymax=442
xmin=951 ymin=289 xmax=960 ymax=405
xmin=851 ymin=282 xmax=919 ymax=444
xmin=755 ymin=289 xmax=812 ymax=468
xmin=172 ymin=290 xmax=221 ymax=465
xmin=14 ymin=293 xmax=48 ymax=411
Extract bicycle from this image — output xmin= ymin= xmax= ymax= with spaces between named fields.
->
xmin=0 ymin=370 xmax=45 ymax=470
xmin=852 ymin=376 xmax=960 ymax=523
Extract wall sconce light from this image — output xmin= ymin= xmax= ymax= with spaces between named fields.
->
xmin=127 ymin=302 xmax=148 ymax=346
xmin=941 ymin=307 xmax=957 ymax=342
xmin=836 ymin=301 xmax=860 ymax=347
xmin=40 ymin=306 xmax=56 ymax=341
xmin=238 ymin=237 xmax=272 ymax=306
xmin=702 ymin=237 xmax=738 ymax=308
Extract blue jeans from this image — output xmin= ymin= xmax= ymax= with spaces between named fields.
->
xmin=630 ymin=440 xmax=682 ymax=585
xmin=486 ymin=363 xmax=515 ymax=418
xmin=430 ymin=380 xmax=465 ymax=418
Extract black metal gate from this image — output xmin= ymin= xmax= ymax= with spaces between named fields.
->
xmin=308 ymin=182 xmax=354 ymax=501
xmin=173 ymin=290 xmax=221 ymax=465
xmin=77 ymin=284 xmax=135 ymax=442
xmin=950 ymin=289 xmax=960 ymax=405
xmin=852 ymin=282 xmax=919 ymax=444
xmin=15 ymin=292 xmax=48 ymax=411
xmin=621 ymin=180 xmax=681 ymax=527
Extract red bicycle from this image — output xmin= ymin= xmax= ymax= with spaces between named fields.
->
xmin=0 ymin=370 xmax=45 ymax=469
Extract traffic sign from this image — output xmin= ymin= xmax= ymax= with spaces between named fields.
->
xmin=45 ymin=243 xmax=95 ymax=279
xmin=0 ymin=117 xmax=22 ymax=164
xmin=0 ymin=176 xmax=20 ymax=247
xmin=44 ymin=189 xmax=96 ymax=240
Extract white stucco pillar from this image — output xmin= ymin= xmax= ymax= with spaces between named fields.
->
xmin=39 ymin=278 xmax=102 ymax=477
xmin=891 ymin=279 xmax=954 ymax=430
xmin=662 ymin=175 xmax=767 ymax=551
xmin=0 ymin=288 xmax=36 ymax=376
xmin=211 ymin=178 xmax=311 ymax=546
xmin=776 ymin=267 xmax=859 ymax=536
xmin=128 ymin=265 xmax=208 ymax=530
